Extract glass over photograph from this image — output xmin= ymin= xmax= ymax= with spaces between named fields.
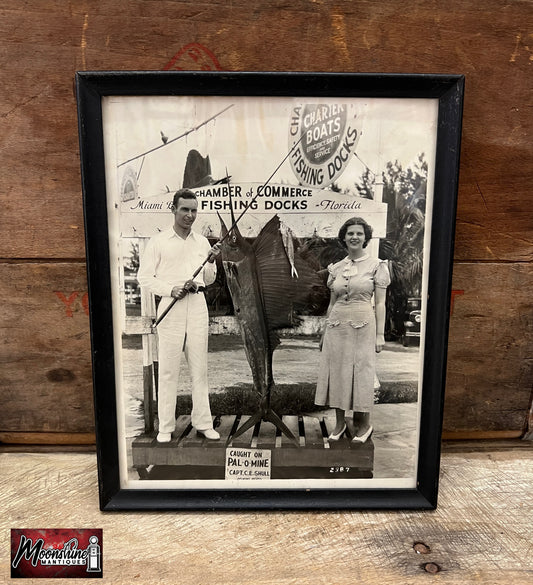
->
xmin=101 ymin=94 xmax=438 ymax=491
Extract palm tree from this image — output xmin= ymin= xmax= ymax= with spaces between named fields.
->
xmin=356 ymin=154 xmax=428 ymax=339
xmin=380 ymin=155 xmax=427 ymax=339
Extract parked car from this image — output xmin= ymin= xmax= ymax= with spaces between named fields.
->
xmin=402 ymin=297 xmax=421 ymax=347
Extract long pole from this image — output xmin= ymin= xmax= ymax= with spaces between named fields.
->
xmin=152 ymin=135 xmax=303 ymax=328
xmin=118 ymin=104 xmax=234 ymax=168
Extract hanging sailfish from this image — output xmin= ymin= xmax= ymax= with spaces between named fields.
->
xmin=218 ymin=203 xmax=327 ymax=446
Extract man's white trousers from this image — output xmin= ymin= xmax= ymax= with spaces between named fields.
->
xmin=156 ymin=293 xmax=214 ymax=434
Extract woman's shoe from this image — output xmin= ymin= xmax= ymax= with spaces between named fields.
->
xmin=328 ymin=424 xmax=347 ymax=441
xmin=352 ymin=426 xmax=373 ymax=444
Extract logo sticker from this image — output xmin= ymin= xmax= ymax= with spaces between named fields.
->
xmin=11 ymin=529 xmax=102 ymax=579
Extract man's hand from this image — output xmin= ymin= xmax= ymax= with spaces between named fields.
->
xmin=171 ymin=286 xmax=188 ymax=300
xmin=183 ymin=279 xmax=198 ymax=293
xmin=207 ymin=242 xmax=222 ymax=263
xmin=171 ymin=280 xmax=199 ymax=300
xmin=375 ymin=333 xmax=385 ymax=353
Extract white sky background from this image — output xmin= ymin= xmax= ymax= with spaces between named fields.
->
xmin=105 ymin=95 xmax=438 ymax=200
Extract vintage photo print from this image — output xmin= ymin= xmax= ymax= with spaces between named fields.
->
xmin=101 ymin=93 xmax=438 ymax=491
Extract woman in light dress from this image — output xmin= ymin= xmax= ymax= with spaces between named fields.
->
xmin=315 ymin=217 xmax=390 ymax=443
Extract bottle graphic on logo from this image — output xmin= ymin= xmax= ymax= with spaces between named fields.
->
xmin=86 ymin=536 xmax=101 ymax=572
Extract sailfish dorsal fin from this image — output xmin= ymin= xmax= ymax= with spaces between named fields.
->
xmin=253 ymin=215 xmax=326 ymax=334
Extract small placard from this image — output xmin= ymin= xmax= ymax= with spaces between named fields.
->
xmin=225 ymin=448 xmax=271 ymax=480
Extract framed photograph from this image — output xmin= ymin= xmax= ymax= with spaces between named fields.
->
xmin=76 ymin=71 xmax=463 ymax=510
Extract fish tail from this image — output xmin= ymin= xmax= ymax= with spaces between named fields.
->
xmin=280 ymin=220 xmax=299 ymax=278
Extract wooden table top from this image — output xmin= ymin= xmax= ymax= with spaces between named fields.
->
xmin=1 ymin=441 xmax=532 ymax=584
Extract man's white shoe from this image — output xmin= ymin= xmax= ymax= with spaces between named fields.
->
xmin=197 ymin=428 xmax=220 ymax=440
xmin=156 ymin=432 xmax=172 ymax=443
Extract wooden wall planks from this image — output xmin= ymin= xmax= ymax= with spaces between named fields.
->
xmin=0 ymin=0 xmax=531 ymax=443
xmin=0 ymin=264 xmax=93 ymax=435
xmin=0 ymin=263 xmax=530 ymax=439
xmin=445 ymin=263 xmax=532 ymax=433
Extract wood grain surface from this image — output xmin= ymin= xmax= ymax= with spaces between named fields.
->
xmin=445 ymin=262 xmax=533 ymax=433
xmin=0 ymin=263 xmax=94 ymax=434
xmin=0 ymin=261 xmax=530 ymax=439
xmin=0 ymin=0 xmax=531 ymax=261
xmin=0 ymin=446 xmax=532 ymax=584
xmin=0 ymin=0 xmax=532 ymax=441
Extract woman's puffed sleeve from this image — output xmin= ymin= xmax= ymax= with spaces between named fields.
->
xmin=326 ymin=263 xmax=337 ymax=289
xmin=374 ymin=259 xmax=391 ymax=288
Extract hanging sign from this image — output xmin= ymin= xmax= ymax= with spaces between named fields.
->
xmin=288 ymin=103 xmax=362 ymax=189
xmin=225 ymin=448 xmax=271 ymax=480
xmin=120 ymin=166 xmax=138 ymax=202
xmin=119 ymin=182 xmax=387 ymax=239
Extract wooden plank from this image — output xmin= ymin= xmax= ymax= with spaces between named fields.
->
xmin=442 ymin=439 xmax=533 ymax=453
xmin=173 ymin=415 xmax=193 ymax=444
xmin=172 ymin=415 xmax=194 ymax=445
xmin=131 ymin=428 xmax=374 ymax=475
xmin=313 ymin=415 xmax=375 ymax=472
xmin=301 ymin=416 xmax=327 ymax=449
xmin=524 ymin=400 xmax=533 ymax=441
xmin=229 ymin=416 xmax=256 ymax=448
xmin=1 ymin=0 xmax=532 ymax=443
xmin=0 ymin=430 xmax=524 ymax=449
xmin=0 ymin=263 xmax=93 ymax=434
xmin=5 ymin=447 xmax=533 ymax=583
xmin=0 ymin=444 xmax=96 ymax=453
xmin=281 ymin=415 xmax=303 ymax=448
xmin=268 ymin=443 xmax=373 ymax=471
xmin=212 ymin=414 xmax=238 ymax=443
xmin=142 ymin=363 xmax=154 ymax=433
xmin=443 ymin=430 xmax=524 ymax=441
xmin=256 ymin=420 xmax=278 ymax=450
xmin=445 ymin=262 xmax=533 ymax=433
xmin=0 ymin=261 xmax=531 ymax=440
xmin=250 ymin=422 xmax=262 ymax=449
xmin=0 ymin=1 xmax=531 ymax=260
xmin=0 ymin=432 xmax=95 ymax=445
xmin=132 ymin=443 xmax=224 ymax=468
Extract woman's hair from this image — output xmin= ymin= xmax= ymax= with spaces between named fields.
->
xmin=338 ymin=217 xmax=373 ymax=248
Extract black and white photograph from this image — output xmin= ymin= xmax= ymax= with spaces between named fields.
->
xmin=5 ymin=3 xmax=532 ymax=581
xmin=77 ymin=71 xmax=463 ymax=509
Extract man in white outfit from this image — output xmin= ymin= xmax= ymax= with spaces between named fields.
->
xmin=137 ymin=189 xmax=221 ymax=442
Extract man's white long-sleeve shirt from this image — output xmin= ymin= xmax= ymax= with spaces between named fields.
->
xmin=137 ymin=228 xmax=216 ymax=297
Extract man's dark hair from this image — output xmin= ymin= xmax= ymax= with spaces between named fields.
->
xmin=172 ymin=188 xmax=197 ymax=208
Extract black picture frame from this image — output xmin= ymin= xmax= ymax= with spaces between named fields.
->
xmin=76 ymin=71 xmax=463 ymax=510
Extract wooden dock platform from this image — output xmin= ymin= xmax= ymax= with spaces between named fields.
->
xmin=132 ymin=414 xmax=374 ymax=480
